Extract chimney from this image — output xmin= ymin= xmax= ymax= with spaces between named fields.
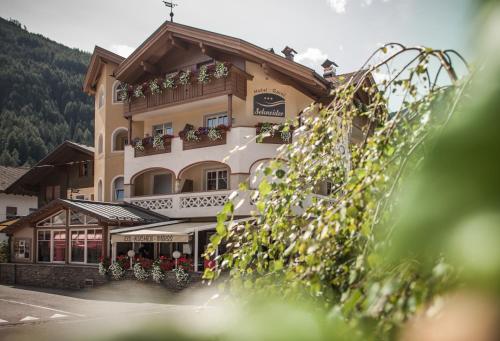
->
xmin=321 ymin=59 xmax=339 ymax=81
xmin=281 ymin=46 xmax=297 ymax=61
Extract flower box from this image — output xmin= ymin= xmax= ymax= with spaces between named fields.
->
xmin=133 ymin=134 xmax=173 ymax=157
xmin=180 ymin=124 xmax=229 ymax=150
xmin=256 ymin=123 xmax=293 ymax=144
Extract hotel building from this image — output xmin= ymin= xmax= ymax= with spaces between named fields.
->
xmin=2 ymin=21 xmax=373 ymax=287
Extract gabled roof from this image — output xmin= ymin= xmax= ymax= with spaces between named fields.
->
xmin=6 ymin=199 xmax=169 ymax=233
xmin=0 ymin=166 xmax=29 ymax=192
xmin=84 ymin=21 xmax=330 ymax=97
xmin=5 ymin=141 xmax=94 ymax=195
xmin=83 ymin=46 xmax=125 ymax=94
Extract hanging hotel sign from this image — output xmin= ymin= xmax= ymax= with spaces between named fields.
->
xmin=253 ymin=88 xmax=286 ymax=117
xmin=111 ymin=233 xmax=189 ymax=243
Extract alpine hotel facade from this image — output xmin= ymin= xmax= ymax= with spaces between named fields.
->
xmin=2 ymin=21 xmax=373 ymax=287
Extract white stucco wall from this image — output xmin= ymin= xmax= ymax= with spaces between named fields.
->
xmin=0 ymin=193 xmax=38 ymax=221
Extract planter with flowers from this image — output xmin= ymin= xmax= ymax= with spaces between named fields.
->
xmin=133 ymin=257 xmax=152 ymax=281
xmin=106 ymin=255 xmax=130 ymax=280
xmin=180 ymin=124 xmax=230 ymax=150
xmin=255 ymin=122 xmax=294 ymax=144
xmin=132 ymin=133 xmax=174 ymax=157
xmin=98 ymin=256 xmax=111 ymax=276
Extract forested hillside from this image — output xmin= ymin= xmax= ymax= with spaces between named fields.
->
xmin=0 ymin=17 xmax=93 ymax=167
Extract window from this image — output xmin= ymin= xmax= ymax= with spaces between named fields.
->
xmin=98 ymin=134 xmax=103 ymax=154
xmin=98 ymin=88 xmax=104 ymax=109
xmin=37 ymin=230 xmax=66 ymax=263
xmin=326 ymin=181 xmax=333 ymax=195
xmin=153 ymin=174 xmax=173 ymax=195
xmin=206 ymin=169 xmax=228 ymax=191
xmin=70 ymin=230 xmax=85 ymax=263
xmin=206 ymin=113 xmax=228 ymax=128
xmin=14 ymin=239 xmax=31 ymax=260
xmin=79 ymin=161 xmax=90 ymax=177
xmin=112 ymin=129 xmax=128 ymax=151
xmin=113 ymin=81 xmax=125 ymax=103
xmin=6 ymin=206 xmax=17 ymax=219
xmin=53 ymin=231 xmax=67 ymax=262
xmin=37 ymin=230 xmax=51 ymax=262
xmin=70 ymin=229 xmax=103 ymax=264
xmin=113 ymin=177 xmax=125 ymax=201
xmin=45 ymin=185 xmax=61 ymax=202
xmin=97 ymin=180 xmax=103 ymax=201
xmin=152 ymin=122 xmax=173 ymax=136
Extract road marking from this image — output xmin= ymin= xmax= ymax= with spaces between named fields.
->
xmin=0 ymin=319 xmax=8 ymax=323
xmin=0 ymin=299 xmax=85 ymax=317
xmin=20 ymin=316 xmax=39 ymax=322
xmin=50 ymin=314 xmax=67 ymax=319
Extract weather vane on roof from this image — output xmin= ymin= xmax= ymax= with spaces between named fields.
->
xmin=162 ymin=1 xmax=178 ymax=22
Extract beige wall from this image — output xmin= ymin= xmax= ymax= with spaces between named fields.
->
xmin=93 ymin=63 xmax=128 ymax=202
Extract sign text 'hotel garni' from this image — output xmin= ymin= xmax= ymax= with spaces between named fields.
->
xmin=253 ymin=88 xmax=286 ymax=117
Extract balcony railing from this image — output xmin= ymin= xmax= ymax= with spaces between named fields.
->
xmin=126 ymin=67 xmax=248 ymax=115
xmin=128 ymin=190 xmax=254 ymax=218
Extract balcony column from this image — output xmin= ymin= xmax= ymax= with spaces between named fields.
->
xmin=127 ymin=116 xmax=132 ymax=143
xmin=194 ymin=228 xmax=199 ymax=272
xmin=123 ymin=183 xmax=132 ymax=201
xmin=227 ymin=94 xmax=233 ymax=126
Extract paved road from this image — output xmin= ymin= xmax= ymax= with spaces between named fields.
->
xmin=0 ymin=282 xmax=218 ymax=341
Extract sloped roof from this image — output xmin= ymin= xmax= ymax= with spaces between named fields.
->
xmin=60 ymin=199 xmax=167 ymax=224
xmin=5 ymin=141 xmax=94 ymax=195
xmin=0 ymin=166 xmax=29 ymax=192
xmin=6 ymin=199 xmax=169 ymax=233
xmin=84 ymin=21 xmax=330 ymax=97
xmin=83 ymin=46 xmax=125 ymax=94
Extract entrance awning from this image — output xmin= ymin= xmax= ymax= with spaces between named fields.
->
xmin=110 ymin=218 xmax=255 ymax=243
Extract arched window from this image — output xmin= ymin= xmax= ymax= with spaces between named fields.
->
xmin=97 ymin=180 xmax=103 ymax=202
xmin=112 ymin=128 xmax=128 ymax=151
xmin=113 ymin=177 xmax=124 ymax=201
xmin=112 ymin=81 xmax=124 ymax=104
xmin=97 ymin=134 xmax=103 ymax=154
xmin=98 ymin=87 xmax=105 ymax=109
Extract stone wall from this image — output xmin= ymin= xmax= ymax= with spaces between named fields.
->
xmin=0 ymin=263 xmax=106 ymax=289
xmin=0 ymin=263 xmax=203 ymax=291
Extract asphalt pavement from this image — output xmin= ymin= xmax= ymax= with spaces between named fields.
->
xmin=0 ymin=281 xmax=219 ymax=341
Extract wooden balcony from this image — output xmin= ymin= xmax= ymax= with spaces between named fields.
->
xmin=126 ymin=67 xmax=248 ymax=115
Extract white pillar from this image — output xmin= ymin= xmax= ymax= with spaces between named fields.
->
xmin=194 ymin=229 xmax=199 ymax=272
xmin=111 ymin=243 xmax=117 ymax=262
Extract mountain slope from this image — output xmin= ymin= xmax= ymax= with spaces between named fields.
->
xmin=0 ymin=17 xmax=94 ymax=166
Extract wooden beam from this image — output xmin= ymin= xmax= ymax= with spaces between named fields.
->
xmin=140 ymin=61 xmax=159 ymax=75
xmin=168 ymin=33 xmax=188 ymax=50
xmin=128 ymin=116 xmax=133 ymax=144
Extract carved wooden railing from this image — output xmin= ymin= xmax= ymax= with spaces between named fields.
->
xmin=127 ymin=67 xmax=247 ymax=115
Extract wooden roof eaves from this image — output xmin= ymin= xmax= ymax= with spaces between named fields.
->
xmin=5 ymin=141 xmax=94 ymax=194
xmin=83 ymin=46 xmax=125 ymax=94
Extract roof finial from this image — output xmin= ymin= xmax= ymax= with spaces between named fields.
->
xmin=162 ymin=1 xmax=178 ymax=22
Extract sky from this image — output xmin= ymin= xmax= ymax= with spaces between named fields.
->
xmin=0 ymin=0 xmax=473 ymax=75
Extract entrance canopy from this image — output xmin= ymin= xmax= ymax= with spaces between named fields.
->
xmin=110 ymin=218 xmax=255 ymax=244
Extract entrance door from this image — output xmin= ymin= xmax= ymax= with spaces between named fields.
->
xmin=136 ymin=243 xmax=155 ymax=259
